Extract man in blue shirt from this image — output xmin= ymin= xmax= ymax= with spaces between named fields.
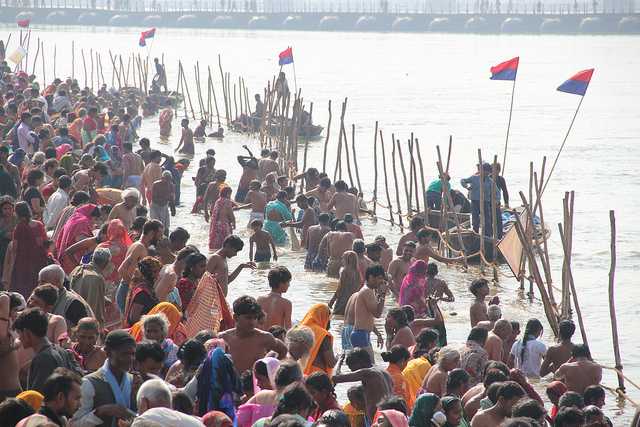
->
xmin=460 ymin=163 xmax=502 ymax=238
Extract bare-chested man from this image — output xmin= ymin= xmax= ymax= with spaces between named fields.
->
xmin=219 ymin=295 xmax=288 ymax=374
xmin=476 ymin=304 xmax=502 ymax=331
xmin=292 ymin=167 xmax=320 ymax=193
xmin=258 ymin=150 xmax=280 ymax=182
xmin=319 ymin=221 xmax=354 ymax=278
xmin=257 ymin=266 xmax=292 ymax=330
xmin=352 ymin=265 xmax=387 ymax=360
xmin=150 ymin=171 xmax=176 ymax=235
xmin=352 ymin=240 xmax=372 ymax=286
xmin=261 ymin=172 xmax=279 ymax=201
xmin=206 ymin=234 xmax=255 ymax=296
xmin=425 ymin=263 xmax=455 ymax=302
xmin=140 ymin=150 xmax=163 ymax=206
xmin=375 ymin=236 xmax=394 ymax=271
xmin=470 ymin=381 xmax=525 ymax=427
xmin=116 ymin=219 xmax=164 ymax=312
xmin=333 ymin=347 xmax=393 ymax=423
xmin=396 ymin=217 xmax=424 ymax=256
xmin=235 ymin=180 xmax=268 ymax=226
xmin=236 ymin=146 xmax=259 ymax=203
xmin=327 ymin=180 xmax=359 ymax=222
xmin=388 ymin=241 xmax=416 ymax=296
xmin=203 ymin=170 xmax=228 ymax=222
xmin=540 ymin=319 xmax=576 ymax=377
xmin=175 ymin=118 xmax=194 ymax=155
xmin=122 ymin=142 xmax=145 ymax=189
xmin=305 ymin=213 xmax=331 ymax=271
xmin=0 ymin=293 xmax=21 ymax=399
xmin=249 ymin=220 xmax=278 ymax=263
xmin=469 ymin=278 xmax=491 ymax=328
xmin=554 ymin=344 xmax=602 ymax=393
xmin=108 ymin=187 xmax=140 ymax=229
xmin=484 ymin=319 xmax=513 ymax=362
xmin=281 ymin=195 xmax=317 ymax=248
xmin=422 ymin=346 xmax=461 ymax=396
xmin=306 ymin=177 xmax=335 ymax=213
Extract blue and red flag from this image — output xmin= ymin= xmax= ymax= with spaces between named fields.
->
xmin=278 ymin=47 xmax=293 ymax=66
xmin=490 ymin=57 xmax=519 ymax=81
xmin=557 ymin=69 xmax=594 ymax=96
xmin=139 ymin=28 xmax=156 ymax=47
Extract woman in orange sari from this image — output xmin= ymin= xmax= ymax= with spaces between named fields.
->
xmin=129 ymin=302 xmax=188 ymax=346
xmin=299 ymin=303 xmax=337 ymax=376
xmin=96 ymin=219 xmax=132 ymax=284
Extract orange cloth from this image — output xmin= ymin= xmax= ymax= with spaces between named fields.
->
xmin=185 ymin=272 xmax=234 ymax=336
xmin=402 ymin=356 xmax=432 ymax=402
xmin=129 ymin=302 xmax=188 ymax=346
xmin=343 ymin=402 xmax=365 ymax=427
xmin=17 ymin=390 xmax=44 ymax=411
xmin=300 ymin=303 xmax=333 ymax=376
xmin=387 ymin=364 xmax=414 ymax=410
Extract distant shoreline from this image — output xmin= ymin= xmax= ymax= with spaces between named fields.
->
xmin=2 ymin=7 xmax=640 ymax=34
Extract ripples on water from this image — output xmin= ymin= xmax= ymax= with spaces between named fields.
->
xmin=3 ymin=24 xmax=638 ymax=422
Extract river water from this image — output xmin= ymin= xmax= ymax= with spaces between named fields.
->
xmin=3 ymin=24 xmax=640 ymax=423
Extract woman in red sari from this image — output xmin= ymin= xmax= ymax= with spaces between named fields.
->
xmin=124 ymin=256 xmax=163 ymax=328
xmin=208 ymin=186 xmax=236 ymax=251
xmin=96 ymin=219 xmax=132 ymax=284
xmin=55 ymin=203 xmax=100 ymax=273
xmin=4 ymin=201 xmax=50 ymax=299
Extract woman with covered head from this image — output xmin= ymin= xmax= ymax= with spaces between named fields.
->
xmin=299 ymin=303 xmax=337 ymax=376
xmin=123 ymin=256 xmax=163 ymax=327
xmin=95 ymin=218 xmax=133 ymax=284
xmin=55 ymin=203 xmax=100 ymax=273
xmin=399 ymin=260 xmax=429 ymax=317
xmin=135 ymin=311 xmax=179 ymax=370
xmin=208 ymin=186 xmax=236 ymax=251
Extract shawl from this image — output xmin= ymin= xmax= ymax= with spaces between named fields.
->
xmin=196 ymin=347 xmax=241 ymax=418
xmin=399 ymin=260 xmax=428 ymax=315
xmin=253 ymin=357 xmax=280 ymax=394
xmin=96 ymin=219 xmax=132 ymax=282
xmin=374 ymin=409 xmax=409 ymax=427
xmin=185 ymin=272 xmax=234 ymax=336
xmin=300 ymin=303 xmax=333 ymax=376
xmin=129 ymin=301 xmax=188 ymax=345
xmin=55 ymin=203 xmax=97 ymax=257
xmin=408 ymin=393 xmax=439 ymax=427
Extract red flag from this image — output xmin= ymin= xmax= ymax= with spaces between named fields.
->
xmin=278 ymin=47 xmax=293 ymax=66
xmin=138 ymin=28 xmax=156 ymax=47
xmin=17 ymin=18 xmax=30 ymax=28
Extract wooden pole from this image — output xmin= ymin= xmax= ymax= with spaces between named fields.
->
xmin=608 ymin=210 xmax=625 ymax=392
xmin=490 ymin=155 xmax=498 ymax=275
xmin=53 ymin=44 xmax=57 ymax=81
xmin=40 ymin=40 xmax=46 ymax=85
xmin=436 ymin=159 xmax=469 ymax=268
xmin=379 ymin=131 xmax=395 ymax=226
xmin=396 ymin=138 xmax=411 ymax=216
xmin=501 ymin=77 xmax=517 ymax=175
xmin=90 ymin=48 xmax=94 ymax=91
xmin=409 ymin=135 xmax=420 ymax=213
xmin=372 ymin=121 xmax=379 ymax=217
xmin=322 ymin=100 xmax=332 ymax=173
xmin=351 ymin=124 xmax=363 ymax=195
xmin=71 ymin=41 xmax=75 ymax=79
xmin=558 ymin=224 xmax=589 ymax=347
xmin=218 ymin=55 xmax=229 ymax=125
xmin=81 ymin=49 xmax=88 ymax=89
xmin=391 ymin=134 xmax=404 ymax=229
xmin=478 ymin=149 xmax=486 ymax=270
xmin=415 ymin=138 xmax=428 ymax=219
xmin=342 ymin=124 xmax=355 ymax=189
xmin=31 ymin=37 xmax=40 ymax=76
xmin=208 ymin=66 xmax=221 ymax=126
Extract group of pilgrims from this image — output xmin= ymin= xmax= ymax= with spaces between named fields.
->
xmin=0 ymin=57 xmax=625 ymax=427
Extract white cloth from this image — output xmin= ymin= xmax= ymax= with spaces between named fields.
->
xmin=44 ymin=188 xmax=69 ymax=229
xmin=510 ymin=337 xmax=547 ymax=377
xmin=17 ymin=122 xmax=34 ymax=153
xmin=136 ymin=407 xmax=204 ymax=427
xmin=70 ymin=377 xmax=107 ymax=427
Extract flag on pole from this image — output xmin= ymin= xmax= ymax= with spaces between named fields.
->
xmin=490 ymin=57 xmax=519 ymax=81
xmin=278 ymin=47 xmax=293 ymax=66
xmin=8 ymin=46 xmax=27 ymax=64
xmin=138 ymin=28 xmax=156 ymax=47
xmin=17 ymin=18 xmax=31 ymax=28
xmin=557 ymin=69 xmax=594 ymax=96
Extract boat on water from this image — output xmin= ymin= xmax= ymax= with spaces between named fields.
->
xmin=230 ymin=114 xmax=324 ymax=139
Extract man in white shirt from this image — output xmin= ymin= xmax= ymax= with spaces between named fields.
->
xmin=44 ymin=175 xmax=72 ymax=229
xmin=17 ymin=111 xmax=35 ymax=154
xmin=134 ymin=378 xmax=204 ymax=427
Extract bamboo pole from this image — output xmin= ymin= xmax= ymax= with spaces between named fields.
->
xmin=436 ymin=159 xmax=469 ymax=269
xmin=40 ymin=40 xmax=46 ymax=85
xmin=208 ymin=66 xmax=221 ymax=126
xmin=379 ymin=131 xmax=395 ymax=226
xmin=71 ymin=40 xmax=75 ymax=79
xmin=81 ymin=49 xmax=88 ymax=88
xmin=351 ymin=124 xmax=363 ymax=195
xmin=333 ymin=99 xmax=347 ymax=182
xmin=490 ymin=155 xmax=498 ymax=278
xmin=532 ymin=158 xmax=556 ymax=307
xmin=180 ymin=62 xmax=196 ymax=120
xmin=53 ymin=44 xmax=57 ymax=81
xmin=342 ymin=124 xmax=355 ymax=189
xmin=31 ymin=37 xmax=40 ymax=76
xmin=415 ymin=138 xmax=428 ymax=218
xmin=391 ymin=134 xmax=404 ymax=229
xmin=557 ymin=224 xmax=589 ymax=347
xmin=90 ymin=48 xmax=94 ymax=91
xmin=396 ymin=138 xmax=411 ymax=216
xmin=608 ymin=210 xmax=625 ymax=392
xmin=218 ymin=55 xmax=229 ymax=125
xmin=478 ymin=149 xmax=486 ymax=271
xmin=409 ymin=135 xmax=420 ymax=214
xmin=372 ymin=121 xmax=379 ymax=217
xmin=408 ymin=137 xmax=414 ymax=211
xmin=322 ymin=100 xmax=332 ymax=173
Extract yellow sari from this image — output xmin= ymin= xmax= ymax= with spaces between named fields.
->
xmin=300 ymin=303 xmax=333 ymax=376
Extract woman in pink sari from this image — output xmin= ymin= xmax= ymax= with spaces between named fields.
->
xmin=399 ymin=260 xmax=429 ymax=317
xmin=4 ymin=201 xmax=50 ymax=299
xmin=208 ymin=186 xmax=235 ymax=251
xmin=55 ymin=203 xmax=99 ymax=273
xmin=96 ymin=219 xmax=132 ymax=283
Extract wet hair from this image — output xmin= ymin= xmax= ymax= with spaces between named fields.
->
xmin=512 ymin=398 xmax=546 ymax=421
xmin=135 ymin=340 xmax=165 ymax=363
xmin=426 ymin=262 xmax=438 ymax=276
xmin=0 ymin=398 xmax=35 ymax=426
xmin=583 ymin=405 xmax=604 ymax=424
xmin=347 ymin=385 xmax=365 ymax=405
xmin=554 ymin=407 xmax=585 ymax=427
xmin=58 ymin=175 xmax=72 ymax=190
xmin=272 ymin=383 xmax=315 ymax=418
xmin=169 ymin=227 xmax=190 ymax=245
xmin=571 ymin=343 xmax=592 ymax=359
xmin=387 ymin=307 xmax=408 ymax=327
xmin=305 ymin=371 xmax=335 ymax=396
xmin=274 ymin=361 xmax=303 ymax=389
xmin=316 ymin=410 xmax=350 ymax=427
xmin=142 ymin=219 xmax=163 ymax=235
xmin=376 ymin=395 xmax=408 ymax=415
xmin=32 ymin=284 xmax=59 ymax=307
xmin=558 ymin=391 xmax=585 ymax=410
xmin=558 ymin=319 xmax=576 ymax=340
xmin=137 ymin=256 xmax=162 ymax=285
xmin=409 ymin=216 xmax=424 ymax=231
xmin=520 ymin=318 xmax=544 ymax=365
xmin=183 ymin=253 xmax=207 ymax=278
xmin=176 ymin=339 xmax=207 ymax=369
xmin=483 ymin=360 xmax=510 ymax=378
xmin=334 ymin=180 xmax=348 ymax=191
xmin=497 ymin=381 xmax=526 ymax=401
xmin=381 ymin=345 xmax=411 ymax=364
xmin=485 ymin=382 xmax=503 ymax=405
xmin=365 ymin=265 xmax=386 ymax=280
xmin=42 ymin=370 xmax=81 ymax=402
xmin=483 ymin=369 xmax=509 ymax=388
xmin=172 ymin=391 xmax=194 ymax=415
xmin=413 ymin=328 xmax=439 ymax=358
xmin=467 ymin=327 xmax=489 ymax=346
xmin=583 ymin=385 xmax=605 ymax=406
xmin=401 ymin=305 xmax=415 ymax=322
xmin=13 ymin=307 xmax=48 ymax=337
xmin=352 ymin=239 xmax=365 ymax=254
xmin=365 ymin=243 xmax=382 ymax=257
xmin=268 ymin=266 xmax=292 ymax=290
xmin=446 ymin=368 xmax=470 ymax=393
xmin=319 ymin=177 xmax=331 ymax=188
xmin=268 ymin=325 xmax=287 ymax=341
xmin=469 ymin=278 xmax=488 ymax=296
xmin=71 ymin=190 xmax=91 ymax=206
xmin=334 ymin=221 xmax=347 ymax=232
xmin=223 ymin=234 xmax=244 ymax=251
xmin=233 ymin=295 xmax=263 ymax=317
xmin=346 ymin=347 xmax=372 ymax=367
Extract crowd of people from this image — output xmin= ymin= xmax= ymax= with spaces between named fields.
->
xmin=0 ymin=62 xmax=625 ymax=427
